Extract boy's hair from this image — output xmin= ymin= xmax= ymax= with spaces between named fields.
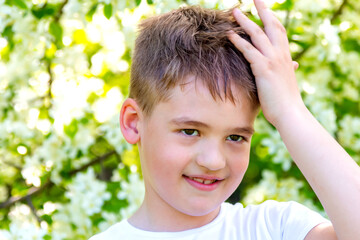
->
xmin=129 ymin=5 xmax=259 ymax=116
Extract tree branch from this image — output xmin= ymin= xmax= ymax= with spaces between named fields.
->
xmin=331 ymin=0 xmax=348 ymax=24
xmin=54 ymin=0 xmax=69 ymax=23
xmin=0 ymin=150 xmax=117 ymax=209
xmin=26 ymin=195 xmax=42 ymax=224
xmin=0 ymin=181 xmax=53 ymax=209
xmin=46 ymin=59 xmax=54 ymax=109
xmin=293 ymin=40 xmax=314 ymax=62
xmin=69 ymin=150 xmax=117 ymax=176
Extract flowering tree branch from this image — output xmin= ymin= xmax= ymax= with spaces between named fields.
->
xmin=0 ymin=150 xmax=117 ymax=209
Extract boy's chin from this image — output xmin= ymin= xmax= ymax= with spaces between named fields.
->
xmin=174 ymin=201 xmax=222 ymax=218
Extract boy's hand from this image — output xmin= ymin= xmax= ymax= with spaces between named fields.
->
xmin=229 ymin=3 xmax=360 ymax=239
xmin=228 ymin=0 xmax=304 ymax=127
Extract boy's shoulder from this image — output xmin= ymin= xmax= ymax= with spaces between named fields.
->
xmin=89 ymin=201 xmax=329 ymax=240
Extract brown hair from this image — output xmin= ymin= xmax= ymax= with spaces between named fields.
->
xmin=129 ymin=5 xmax=258 ymax=116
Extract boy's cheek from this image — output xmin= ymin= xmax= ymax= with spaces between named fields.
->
xmin=227 ymin=147 xmax=251 ymax=171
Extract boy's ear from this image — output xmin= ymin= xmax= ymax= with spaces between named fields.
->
xmin=120 ymin=98 xmax=141 ymax=144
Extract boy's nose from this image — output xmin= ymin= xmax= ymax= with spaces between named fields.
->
xmin=195 ymin=141 xmax=226 ymax=171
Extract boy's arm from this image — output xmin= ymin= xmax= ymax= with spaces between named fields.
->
xmin=228 ymin=0 xmax=360 ymax=239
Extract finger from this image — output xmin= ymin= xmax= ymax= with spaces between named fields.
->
xmin=253 ymin=0 xmax=289 ymax=47
xmin=232 ymin=8 xmax=274 ymax=57
xmin=293 ymin=61 xmax=299 ymax=70
xmin=227 ymin=31 xmax=264 ymax=66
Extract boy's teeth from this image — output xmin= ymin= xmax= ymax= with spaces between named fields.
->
xmin=190 ymin=177 xmax=216 ymax=184
xmin=203 ymin=179 xmax=215 ymax=184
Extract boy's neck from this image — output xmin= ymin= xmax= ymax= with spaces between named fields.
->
xmin=128 ymin=194 xmax=221 ymax=232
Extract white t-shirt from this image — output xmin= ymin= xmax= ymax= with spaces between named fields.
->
xmin=90 ymin=200 xmax=329 ymax=240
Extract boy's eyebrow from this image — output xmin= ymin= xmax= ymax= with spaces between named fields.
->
xmin=170 ymin=117 xmax=209 ymax=129
xmin=170 ymin=117 xmax=255 ymax=135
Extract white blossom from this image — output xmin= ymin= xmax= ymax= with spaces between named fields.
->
xmin=117 ymin=172 xmax=145 ymax=218
xmin=65 ymin=168 xmax=111 ymax=215
xmin=309 ymin=101 xmax=338 ymax=135
xmin=295 ymin=0 xmax=332 ymax=13
xmin=92 ymin=87 xmax=123 ymax=123
xmin=317 ymin=19 xmax=341 ymax=61
xmin=99 ymin=114 xmax=129 ymax=154
xmin=339 ymin=115 xmax=360 ymax=152
xmin=261 ymin=130 xmax=292 ymax=171
xmin=0 ymin=222 xmax=47 ymax=240
xmin=243 ymin=170 xmax=320 ymax=212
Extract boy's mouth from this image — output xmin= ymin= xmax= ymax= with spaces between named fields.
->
xmin=183 ymin=175 xmax=223 ymax=191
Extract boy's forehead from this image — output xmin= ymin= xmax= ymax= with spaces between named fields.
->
xmin=148 ymin=77 xmax=258 ymax=131
xmin=171 ymin=75 xmax=252 ymax=106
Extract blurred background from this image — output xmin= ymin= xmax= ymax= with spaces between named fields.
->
xmin=0 ymin=0 xmax=359 ymax=238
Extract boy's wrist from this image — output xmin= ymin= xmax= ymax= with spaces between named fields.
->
xmin=270 ymin=103 xmax=310 ymax=132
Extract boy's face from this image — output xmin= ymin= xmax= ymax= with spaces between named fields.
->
xmin=137 ymin=76 xmax=258 ymax=222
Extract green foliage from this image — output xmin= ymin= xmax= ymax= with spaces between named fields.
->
xmin=6 ymin=0 xmax=28 ymax=9
xmin=0 ymin=0 xmax=359 ymax=239
xmin=103 ymin=4 xmax=113 ymax=19
xmin=49 ymin=21 xmax=63 ymax=47
xmin=86 ymin=3 xmax=99 ymax=21
xmin=272 ymin=0 xmax=294 ymax=10
xmin=31 ymin=4 xmax=58 ymax=19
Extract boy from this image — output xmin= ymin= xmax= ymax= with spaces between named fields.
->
xmin=91 ymin=0 xmax=360 ymax=239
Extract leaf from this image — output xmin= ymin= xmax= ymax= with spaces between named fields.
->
xmin=31 ymin=4 xmax=57 ymax=19
xmin=342 ymin=38 xmax=360 ymax=52
xmin=12 ymin=0 xmax=27 ymax=9
xmin=86 ymin=3 xmax=99 ymax=21
xmin=135 ymin=0 xmax=141 ymax=6
xmin=147 ymin=0 xmax=153 ymax=4
xmin=48 ymin=21 xmax=64 ymax=48
xmin=272 ymin=0 xmax=294 ymax=10
xmin=41 ymin=214 xmax=53 ymax=225
xmin=1 ymin=25 xmax=12 ymax=38
xmin=43 ymin=235 xmax=52 ymax=240
xmin=64 ymin=119 xmax=78 ymax=139
xmin=104 ymin=4 xmax=113 ymax=19
xmin=49 ymin=21 xmax=63 ymax=42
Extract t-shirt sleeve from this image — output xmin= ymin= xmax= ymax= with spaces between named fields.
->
xmin=265 ymin=200 xmax=331 ymax=240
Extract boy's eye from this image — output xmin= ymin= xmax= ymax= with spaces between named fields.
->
xmin=226 ymin=135 xmax=243 ymax=142
xmin=181 ymin=129 xmax=199 ymax=136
